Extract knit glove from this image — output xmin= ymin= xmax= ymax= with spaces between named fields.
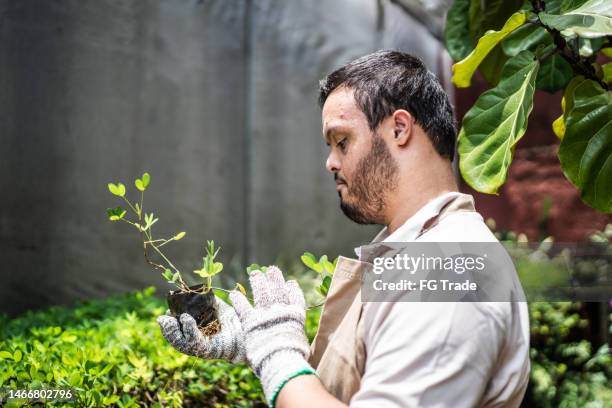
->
xmin=156 ymin=296 xmax=246 ymax=363
xmin=229 ymin=266 xmax=316 ymax=408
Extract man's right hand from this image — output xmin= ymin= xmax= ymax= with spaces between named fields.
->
xmin=156 ymin=296 xmax=246 ymax=363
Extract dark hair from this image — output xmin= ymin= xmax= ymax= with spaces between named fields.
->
xmin=318 ymin=50 xmax=456 ymax=161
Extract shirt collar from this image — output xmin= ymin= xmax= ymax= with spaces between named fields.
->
xmin=354 ymin=191 xmax=463 ymax=258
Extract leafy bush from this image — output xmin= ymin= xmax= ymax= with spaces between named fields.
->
xmin=0 ymin=287 xmax=270 ymax=407
xmin=497 ymin=224 xmax=612 ymax=407
xmin=525 ymin=302 xmax=611 ymax=407
xmin=1 ymin=244 xmax=609 ymax=407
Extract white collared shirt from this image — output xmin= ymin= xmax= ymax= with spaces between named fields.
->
xmin=350 ymin=192 xmax=530 ymax=408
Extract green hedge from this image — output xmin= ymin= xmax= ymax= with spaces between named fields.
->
xmin=526 ymin=301 xmax=611 ymax=407
xmin=1 ymin=287 xmax=610 ymax=407
xmin=0 ymin=287 xmax=270 ymax=407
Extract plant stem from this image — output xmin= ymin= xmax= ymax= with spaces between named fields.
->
xmin=149 ymin=243 xmax=189 ymax=291
xmin=139 ymin=190 xmax=144 ymax=218
xmin=144 ymin=239 xmax=166 ymax=244
xmin=156 ymin=239 xmax=173 ymax=248
xmin=538 ymin=45 xmax=559 ymax=62
xmin=121 ymin=196 xmax=139 ymax=216
xmin=533 ymin=12 xmax=608 ymax=90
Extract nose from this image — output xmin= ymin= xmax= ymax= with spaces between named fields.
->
xmin=326 ymin=150 xmax=341 ymax=173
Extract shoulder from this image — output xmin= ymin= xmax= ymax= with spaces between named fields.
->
xmin=420 ymin=209 xmax=498 ymax=242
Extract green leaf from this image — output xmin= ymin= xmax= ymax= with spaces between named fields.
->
xmin=318 ymin=276 xmax=332 ymax=297
xmin=162 ymin=269 xmax=173 ymax=282
xmin=561 ymin=0 xmax=591 ymax=13
xmin=300 ymin=252 xmax=321 ymax=272
xmin=135 ymin=179 xmax=145 ymax=192
xmin=458 ymin=50 xmax=539 ymax=193
xmin=539 ymin=1 xmax=612 ymax=39
xmin=552 ymin=76 xmax=587 ymax=139
xmin=13 ymin=349 xmax=22 ymax=362
xmin=502 ymin=24 xmax=551 ymax=57
xmin=320 ymin=255 xmax=335 ymax=274
xmin=558 ymin=79 xmax=612 ymax=212
xmin=142 ymin=172 xmax=150 ymax=188
xmin=213 ymin=262 xmax=223 ymax=275
xmin=322 ymin=276 xmax=332 ymax=289
xmin=107 ymin=206 xmax=126 ymax=221
xmin=171 ymin=272 xmax=180 ymax=283
xmin=0 ymin=350 xmax=13 ymax=360
xmin=444 ymin=0 xmax=473 ymax=62
xmin=236 ymin=282 xmax=247 ymax=296
xmin=92 ymin=390 xmax=102 ymax=406
xmin=103 ymin=395 xmax=121 ymax=405
xmin=98 ymin=364 xmax=113 ymax=376
xmin=545 ymin=0 xmax=566 ymax=13
xmin=69 ymin=371 xmax=82 ymax=386
xmin=603 ymin=62 xmax=612 ymax=84
xmin=536 ymin=54 xmax=573 ymax=92
xmin=174 ymin=231 xmax=186 ymax=241
xmin=246 ymin=263 xmax=262 ymax=274
xmin=193 ymin=268 xmax=208 ymax=278
xmin=453 ymin=12 xmax=528 ymax=87
xmin=108 ymin=182 xmax=126 ymax=197
xmin=108 ymin=183 xmax=118 ymax=196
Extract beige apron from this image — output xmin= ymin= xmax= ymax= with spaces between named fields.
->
xmin=308 ymin=194 xmax=476 ymax=403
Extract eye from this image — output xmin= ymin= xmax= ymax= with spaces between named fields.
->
xmin=337 ymin=138 xmax=347 ymax=151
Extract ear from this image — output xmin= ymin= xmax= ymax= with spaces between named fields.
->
xmin=392 ymin=110 xmax=414 ymax=147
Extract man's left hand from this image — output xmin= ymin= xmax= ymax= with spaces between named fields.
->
xmin=229 ymin=266 xmax=316 ymax=408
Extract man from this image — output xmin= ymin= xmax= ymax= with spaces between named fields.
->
xmin=157 ymin=50 xmax=530 ymax=407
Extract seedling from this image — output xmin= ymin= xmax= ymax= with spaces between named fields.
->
xmin=107 ymin=172 xmax=334 ymax=334
xmin=106 ymin=172 xmax=230 ymax=335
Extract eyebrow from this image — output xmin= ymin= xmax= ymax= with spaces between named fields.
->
xmin=324 ymin=125 xmax=350 ymax=144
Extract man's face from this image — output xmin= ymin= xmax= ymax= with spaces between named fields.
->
xmin=321 ymin=87 xmax=399 ymax=225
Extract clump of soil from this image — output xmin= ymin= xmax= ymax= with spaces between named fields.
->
xmin=167 ymin=284 xmax=220 ymax=336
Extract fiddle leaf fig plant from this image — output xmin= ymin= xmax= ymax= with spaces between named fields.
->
xmin=445 ymin=0 xmax=612 ymax=213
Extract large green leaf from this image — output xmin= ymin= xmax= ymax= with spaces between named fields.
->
xmin=561 ymin=0 xmax=591 ymax=13
xmin=541 ymin=0 xmax=566 ymax=14
xmin=458 ymin=51 xmax=539 ymax=193
xmin=445 ymin=0 xmax=473 ymax=62
xmin=536 ymin=54 xmax=573 ymax=92
xmin=502 ymin=24 xmax=551 ymax=57
xmin=558 ymin=80 xmax=612 ymax=212
xmin=499 ymin=22 xmax=569 ymax=92
xmin=552 ymin=76 xmax=588 ymax=139
xmin=453 ymin=12 xmax=528 ymax=88
xmin=603 ymin=62 xmax=612 ymax=84
xmin=539 ymin=0 xmax=612 ymax=38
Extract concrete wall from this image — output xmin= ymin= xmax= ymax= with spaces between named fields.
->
xmin=0 ymin=0 xmax=447 ymax=316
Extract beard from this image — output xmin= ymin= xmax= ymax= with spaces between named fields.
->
xmin=339 ymin=134 xmax=399 ymax=225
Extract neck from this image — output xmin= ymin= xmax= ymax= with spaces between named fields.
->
xmin=385 ymin=164 xmax=458 ymax=234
